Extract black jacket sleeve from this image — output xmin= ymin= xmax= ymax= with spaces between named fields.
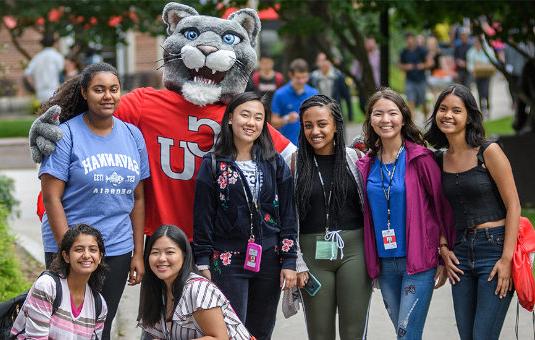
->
xmin=193 ymin=156 xmax=217 ymax=266
xmin=275 ymin=155 xmax=298 ymax=270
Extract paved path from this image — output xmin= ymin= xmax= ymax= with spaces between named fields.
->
xmin=2 ymin=73 xmax=530 ymax=339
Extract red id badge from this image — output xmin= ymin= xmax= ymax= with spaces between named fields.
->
xmin=243 ymin=242 xmax=262 ymax=272
xmin=382 ymin=228 xmax=397 ymax=250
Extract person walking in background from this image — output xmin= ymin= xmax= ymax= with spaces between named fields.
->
xmin=250 ymin=55 xmax=285 ymax=102
xmin=425 ymin=84 xmax=520 ymax=340
xmin=24 ymin=33 xmax=64 ymax=103
xmin=358 ymin=88 xmax=455 ymax=340
xmin=427 ymin=36 xmax=455 ymax=100
xmin=38 ymin=62 xmax=149 ymax=340
xmin=271 ymin=59 xmax=318 ymax=145
xmin=467 ymin=38 xmax=496 ymax=118
xmin=310 ymin=53 xmax=354 ymax=122
xmin=63 ymin=54 xmax=81 ymax=83
xmin=399 ymin=33 xmax=430 ymax=118
xmin=11 ymin=225 xmax=107 ymax=339
xmin=352 ymin=37 xmax=381 ymax=115
xmin=294 ymin=95 xmax=371 ymax=340
xmin=139 ymin=225 xmax=251 ymax=339
xmin=454 ymin=29 xmax=472 ymax=88
xmin=194 ymin=92 xmax=297 ymax=340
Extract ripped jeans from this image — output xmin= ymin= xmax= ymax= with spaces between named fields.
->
xmin=379 ymin=257 xmax=435 ymax=340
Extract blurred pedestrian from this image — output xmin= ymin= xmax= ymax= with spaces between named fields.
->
xmin=271 ymin=59 xmax=318 ymax=145
xmin=352 ymin=37 xmax=381 ymax=115
xmin=399 ymin=33 xmax=430 ymax=117
xmin=24 ymin=33 xmax=64 ymax=103
xmin=250 ymin=55 xmax=284 ymax=102
xmin=427 ymin=36 xmax=454 ymax=100
xmin=467 ymin=38 xmax=496 ymax=118
xmin=63 ymin=54 xmax=81 ymax=83
xmin=453 ymin=29 xmax=472 ymax=88
xmin=310 ymin=52 xmax=354 ymax=121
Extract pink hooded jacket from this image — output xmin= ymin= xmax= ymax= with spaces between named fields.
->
xmin=357 ymin=141 xmax=455 ymax=279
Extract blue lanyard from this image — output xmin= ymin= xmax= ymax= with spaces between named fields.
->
xmin=379 ymin=145 xmax=404 ymax=229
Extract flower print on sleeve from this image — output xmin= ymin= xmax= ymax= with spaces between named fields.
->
xmin=281 ymin=239 xmax=294 ymax=252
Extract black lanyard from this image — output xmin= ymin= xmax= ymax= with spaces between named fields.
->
xmin=237 ymin=161 xmax=260 ymax=240
xmin=313 ymin=156 xmax=333 ymax=231
xmin=379 ymin=145 xmax=404 ymax=229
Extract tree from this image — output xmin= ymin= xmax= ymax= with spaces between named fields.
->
xmin=0 ymin=0 xmax=219 ymax=62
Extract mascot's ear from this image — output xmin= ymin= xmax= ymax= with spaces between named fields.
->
xmin=162 ymin=2 xmax=199 ymax=35
xmin=228 ymin=9 xmax=261 ymax=47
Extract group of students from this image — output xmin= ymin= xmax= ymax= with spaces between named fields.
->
xmin=11 ymin=61 xmax=519 ymax=340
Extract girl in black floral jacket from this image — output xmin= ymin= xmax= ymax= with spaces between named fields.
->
xmin=193 ymin=92 xmax=297 ymax=340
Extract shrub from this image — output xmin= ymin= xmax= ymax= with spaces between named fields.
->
xmin=0 ymin=206 xmax=30 ymax=300
xmin=0 ymin=175 xmax=20 ymax=217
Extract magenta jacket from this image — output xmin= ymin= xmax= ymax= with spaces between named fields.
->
xmin=357 ymin=141 xmax=455 ymax=279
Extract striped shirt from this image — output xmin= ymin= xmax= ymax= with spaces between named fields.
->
xmin=11 ymin=275 xmax=107 ymax=340
xmin=142 ymin=273 xmax=250 ymax=340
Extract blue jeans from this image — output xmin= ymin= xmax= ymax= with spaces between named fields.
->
xmin=211 ymin=247 xmax=282 ymax=340
xmin=451 ymin=227 xmax=513 ymax=340
xmin=379 ymin=257 xmax=436 ymax=339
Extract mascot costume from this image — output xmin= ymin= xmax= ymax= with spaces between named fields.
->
xmin=29 ymin=2 xmax=295 ymax=239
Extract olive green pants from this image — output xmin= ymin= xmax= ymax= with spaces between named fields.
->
xmin=300 ymin=229 xmax=371 ymax=340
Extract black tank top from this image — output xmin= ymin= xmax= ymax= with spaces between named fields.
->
xmin=437 ymin=142 xmax=506 ymax=231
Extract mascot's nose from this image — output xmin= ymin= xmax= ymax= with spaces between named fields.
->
xmin=197 ymin=45 xmax=218 ymax=56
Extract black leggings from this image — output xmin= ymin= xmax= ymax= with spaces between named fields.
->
xmin=45 ymin=251 xmax=131 ymax=340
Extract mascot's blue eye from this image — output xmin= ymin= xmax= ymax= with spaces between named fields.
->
xmin=184 ymin=29 xmax=199 ymax=40
xmin=222 ymin=33 xmax=241 ymax=45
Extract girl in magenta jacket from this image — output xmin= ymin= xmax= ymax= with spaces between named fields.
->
xmin=357 ymin=88 xmax=455 ymax=339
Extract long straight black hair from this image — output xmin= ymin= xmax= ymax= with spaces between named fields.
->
xmin=296 ymin=94 xmax=348 ymax=220
xmin=138 ymin=225 xmax=196 ymax=327
xmin=424 ymin=84 xmax=486 ymax=149
xmin=214 ymin=92 xmax=276 ymax=161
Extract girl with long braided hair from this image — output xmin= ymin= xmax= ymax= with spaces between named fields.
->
xmin=38 ymin=62 xmax=149 ymax=340
xmin=294 ymin=94 xmax=371 ymax=340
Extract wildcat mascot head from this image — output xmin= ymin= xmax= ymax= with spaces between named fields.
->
xmin=161 ymin=3 xmax=261 ymax=106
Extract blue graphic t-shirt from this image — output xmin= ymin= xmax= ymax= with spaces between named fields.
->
xmin=39 ymin=114 xmax=150 ymax=256
xmin=367 ymin=148 xmax=407 ymax=258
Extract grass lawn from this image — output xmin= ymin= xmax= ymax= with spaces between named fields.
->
xmin=0 ymin=117 xmax=35 ymax=138
xmin=484 ymin=116 xmax=515 ymax=137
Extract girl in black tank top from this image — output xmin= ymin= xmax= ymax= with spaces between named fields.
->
xmin=425 ymin=84 xmax=520 ymax=340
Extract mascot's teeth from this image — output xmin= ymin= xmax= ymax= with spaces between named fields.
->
xmin=195 ymin=68 xmax=199 ymax=72
xmin=211 ymin=69 xmax=216 ymax=75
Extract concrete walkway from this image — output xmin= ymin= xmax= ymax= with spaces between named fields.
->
xmin=2 ymin=73 xmax=531 ymax=339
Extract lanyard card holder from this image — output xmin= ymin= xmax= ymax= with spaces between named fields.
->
xmin=244 ymin=241 xmax=262 ymax=272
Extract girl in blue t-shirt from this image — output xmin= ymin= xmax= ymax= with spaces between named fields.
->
xmin=37 ymin=62 xmax=150 ymax=340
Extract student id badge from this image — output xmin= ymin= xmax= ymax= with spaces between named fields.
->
xmin=382 ymin=228 xmax=397 ymax=250
xmin=315 ymin=238 xmax=337 ymax=260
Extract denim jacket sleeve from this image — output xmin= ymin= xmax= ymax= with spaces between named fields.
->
xmin=193 ymin=156 xmax=217 ymax=266
xmin=275 ymin=154 xmax=298 ymax=270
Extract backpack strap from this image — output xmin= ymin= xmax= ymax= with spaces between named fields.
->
xmin=91 ymin=288 xmax=102 ymax=323
xmin=477 ymin=140 xmax=495 ymax=166
xmin=41 ymin=271 xmax=62 ymax=316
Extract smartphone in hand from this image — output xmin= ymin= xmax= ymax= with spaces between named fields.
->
xmin=303 ymin=272 xmax=321 ymax=296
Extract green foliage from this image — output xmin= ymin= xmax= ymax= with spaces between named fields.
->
xmin=0 ymin=118 xmax=35 ymax=138
xmin=523 ymin=209 xmax=535 ymax=226
xmin=483 ymin=116 xmax=515 ymax=137
xmin=0 ymin=206 xmax=30 ymax=300
xmin=0 ymin=175 xmax=19 ymax=218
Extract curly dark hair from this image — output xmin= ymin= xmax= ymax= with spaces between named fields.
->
xmin=424 ymin=84 xmax=486 ymax=149
xmin=49 ymin=224 xmax=107 ymax=292
xmin=138 ymin=225 xmax=197 ymax=327
xmin=296 ymin=94 xmax=348 ymax=221
xmin=37 ymin=62 xmax=120 ymax=123
xmin=363 ymin=88 xmax=425 ymax=155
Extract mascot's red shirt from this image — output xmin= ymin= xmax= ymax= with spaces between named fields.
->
xmin=114 ymin=87 xmax=292 ymax=238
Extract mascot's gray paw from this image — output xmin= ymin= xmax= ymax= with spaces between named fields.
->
xmin=29 ymin=105 xmax=63 ymax=163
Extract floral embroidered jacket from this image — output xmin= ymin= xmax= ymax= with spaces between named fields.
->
xmin=193 ymin=152 xmax=298 ymax=270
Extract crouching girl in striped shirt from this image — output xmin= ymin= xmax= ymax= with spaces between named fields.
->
xmin=11 ymin=224 xmax=107 ymax=339
xmin=138 ymin=225 xmax=251 ymax=340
